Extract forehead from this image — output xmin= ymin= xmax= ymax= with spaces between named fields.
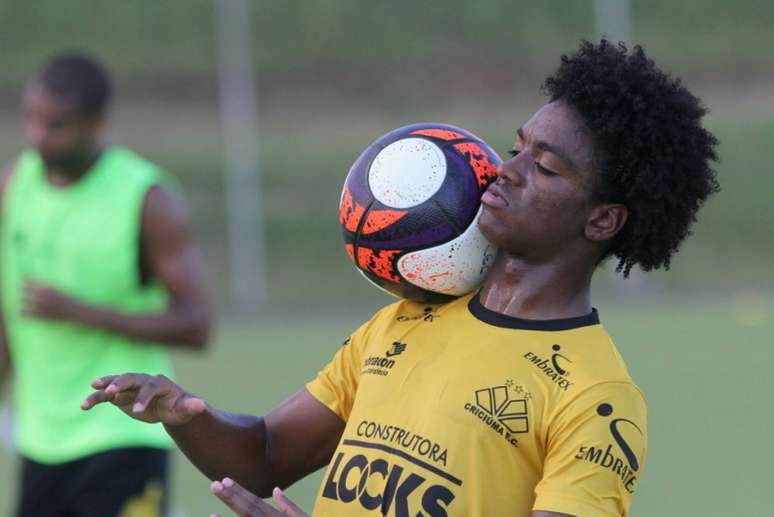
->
xmin=24 ymin=84 xmax=82 ymax=117
xmin=520 ymin=101 xmax=594 ymax=170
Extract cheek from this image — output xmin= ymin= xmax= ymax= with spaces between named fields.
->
xmin=531 ymin=185 xmax=589 ymax=226
xmin=50 ymin=129 xmax=84 ymax=149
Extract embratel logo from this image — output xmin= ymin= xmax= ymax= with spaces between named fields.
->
xmin=363 ymin=342 xmax=408 ymax=377
xmin=574 ymin=403 xmax=644 ymax=493
xmin=463 ymin=382 xmax=530 ymax=448
xmin=396 ymin=306 xmax=440 ymax=323
xmin=523 ymin=344 xmax=573 ymax=390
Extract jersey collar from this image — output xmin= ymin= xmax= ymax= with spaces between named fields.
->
xmin=468 ymin=292 xmax=600 ymax=331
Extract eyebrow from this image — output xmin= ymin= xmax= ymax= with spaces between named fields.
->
xmin=516 ymin=127 xmax=578 ymax=173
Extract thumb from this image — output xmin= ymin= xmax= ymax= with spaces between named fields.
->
xmin=273 ymin=487 xmax=306 ymax=516
xmin=180 ymin=396 xmax=207 ymax=416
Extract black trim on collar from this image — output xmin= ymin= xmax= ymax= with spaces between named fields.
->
xmin=468 ymin=293 xmax=600 ymax=331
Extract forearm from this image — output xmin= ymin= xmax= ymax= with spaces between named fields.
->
xmin=0 ymin=358 xmax=9 ymax=391
xmin=66 ymin=301 xmax=210 ymax=349
xmin=165 ymin=406 xmax=276 ymax=496
xmin=0 ymin=327 xmax=10 ymax=391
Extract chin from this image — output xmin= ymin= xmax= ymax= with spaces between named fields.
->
xmin=478 ymin=212 xmax=508 ymax=249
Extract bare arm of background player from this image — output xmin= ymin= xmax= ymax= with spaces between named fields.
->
xmin=23 ymin=185 xmax=212 ymax=349
xmin=0 ymin=163 xmax=15 ymax=389
xmin=0 ymin=312 xmax=9 ymax=391
xmin=81 ymin=373 xmax=345 ymax=497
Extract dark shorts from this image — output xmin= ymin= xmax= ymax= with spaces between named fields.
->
xmin=15 ymin=447 xmax=169 ymax=517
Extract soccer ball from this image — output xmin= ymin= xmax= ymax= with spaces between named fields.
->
xmin=339 ymin=123 xmax=501 ymax=302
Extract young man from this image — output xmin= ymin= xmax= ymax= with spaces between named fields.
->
xmin=82 ymin=41 xmax=718 ymax=516
xmin=0 ymin=54 xmax=212 ymax=516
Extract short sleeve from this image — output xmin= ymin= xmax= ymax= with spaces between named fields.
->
xmin=534 ymin=382 xmax=648 ymax=517
xmin=305 ymin=321 xmax=369 ymax=422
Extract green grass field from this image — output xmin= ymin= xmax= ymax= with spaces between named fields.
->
xmin=1 ymin=296 xmax=771 ymax=516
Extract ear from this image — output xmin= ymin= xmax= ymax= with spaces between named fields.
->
xmin=585 ymin=203 xmax=628 ymax=242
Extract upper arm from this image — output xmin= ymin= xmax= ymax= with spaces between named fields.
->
xmin=264 ymin=388 xmax=346 ymax=489
xmin=262 ymin=322 xmax=373 ymax=488
xmin=140 ymin=185 xmax=209 ymax=312
xmin=0 ymin=161 xmax=14 ymax=378
xmin=0 ymin=309 xmax=9 ymax=374
xmin=533 ymin=382 xmax=648 ymax=517
xmin=0 ymin=159 xmax=17 ymax=212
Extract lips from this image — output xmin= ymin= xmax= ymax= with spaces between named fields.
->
xmin=481 ymin=183 xmax=508 ymax=208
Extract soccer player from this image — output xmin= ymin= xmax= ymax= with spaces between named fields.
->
xmin=82 ymin=40 xmax=718 ymax=516
xmin=0 ymin=54 xmax=212 ymax=516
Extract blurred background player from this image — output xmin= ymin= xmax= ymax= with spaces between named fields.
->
xmin=0 ymin=53 xmax=212 ymax=517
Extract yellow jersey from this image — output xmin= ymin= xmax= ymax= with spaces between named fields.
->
xmin=307 ymin=293 xmax=647 ymax=516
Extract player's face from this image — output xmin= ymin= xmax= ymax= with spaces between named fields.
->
xmin=23 ymin=84 xmax=103 ymax=170
xmin=479 ymin=101 xmax=598 ymax=258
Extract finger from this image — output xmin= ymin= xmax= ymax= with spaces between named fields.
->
xmin=272 ymin=487 xmax=306 ymax=516
xmin=91 ymin=376 xmax=119 ymax=389
xmin=212 ymin=477 xmax=273 ymax=516
xmin=131 ymin=380 xmax=166 ymax=413
xmin=104 ymin=374 xmax=146 ymax=395
xmin=212 ymin=479 xmax=256 ymax=516
xmin=81 ymin=390 xmax=113 ymax=410
xmin=179 ymin=395 xmax=207 ymax=417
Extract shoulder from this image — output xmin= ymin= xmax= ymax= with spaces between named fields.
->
xmin=0 ymin=156 xmax=23 ymax=210
xmin=103 ymin=146 xmax=166 ymax=184
xmin=554 ymin=323 xmax=638 ymax=389
xmin=0 ymin=159 xmax=17 ymax=193
xmin=362 ymin=295 xmax=457 ymax=331
xmin=141 ymin=184 xmax=190 ymax=238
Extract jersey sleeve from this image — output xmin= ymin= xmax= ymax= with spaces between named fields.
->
xmin=305 ymin=320 xmax=369 ymax=422
xmin=533 ymin=381 xmax=648 ymax=517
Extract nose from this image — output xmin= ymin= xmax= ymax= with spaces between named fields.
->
xmin=496 ymin=155 xmax=525 ymax=186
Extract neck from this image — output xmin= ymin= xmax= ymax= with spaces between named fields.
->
xmin=478 ymin=251 xmax=594 ymax=320
xmin=46 ymin=146 xmax=102 ymax=187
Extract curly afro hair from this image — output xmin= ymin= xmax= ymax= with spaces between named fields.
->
xmin=542 ymin=40 xmax=719 ymax=277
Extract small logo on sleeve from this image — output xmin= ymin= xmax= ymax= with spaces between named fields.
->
xmin=523 ymin=344 xmax=573 ymax=390
xmin=574 ymin=403 xmax=644 ymax=493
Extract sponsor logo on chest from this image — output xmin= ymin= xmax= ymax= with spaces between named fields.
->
xmin=323 ymin=421 xmax=460 ymax=516
xmin=463 ymin=380 xmax=531 ymax=448
xmin=362 ymin=341 xmax=408 ymax=377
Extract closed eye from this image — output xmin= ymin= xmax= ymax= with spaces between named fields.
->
xmin=535 ymin=162 xmax=558 ymax=176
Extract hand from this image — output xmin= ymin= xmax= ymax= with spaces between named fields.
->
xmin=210 ymin=478 xmax=308 ymax=517
xmin=81 ymin=373 xmax=206 ymax=426
xmin=22 ymin=281 xmax=81 ymax=321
